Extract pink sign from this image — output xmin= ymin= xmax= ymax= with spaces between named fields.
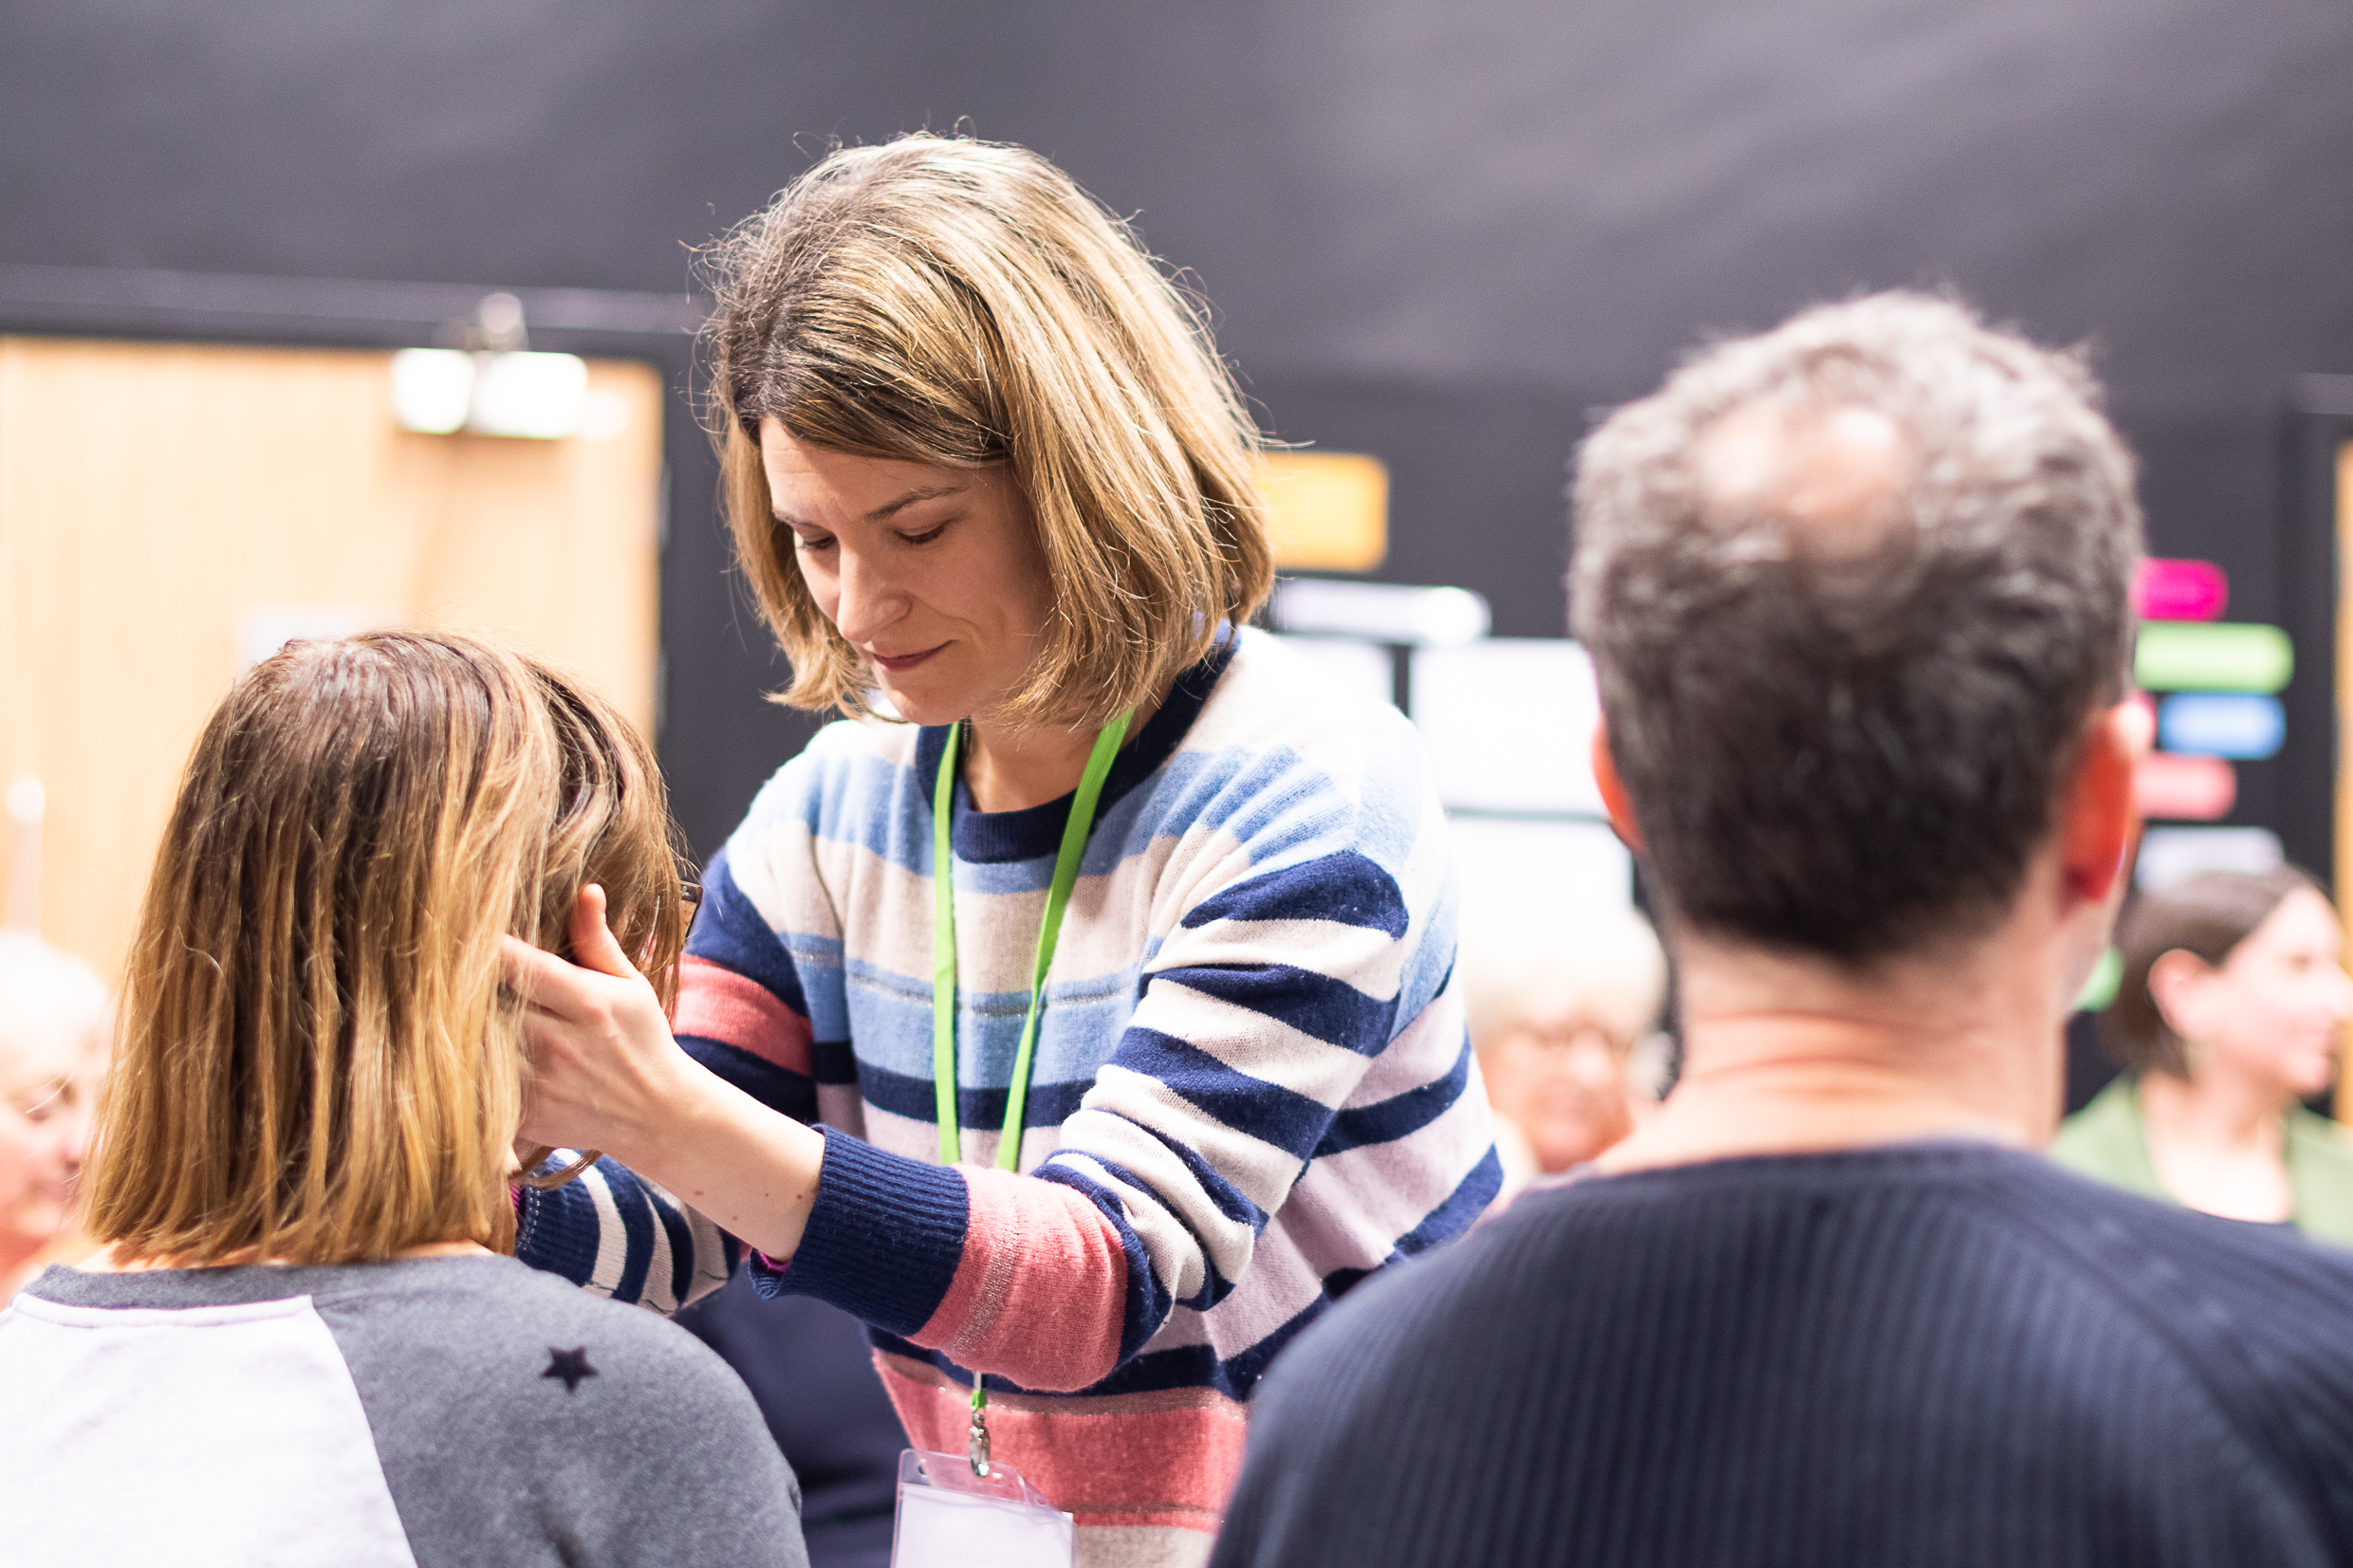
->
xmin=2134 ymin=751 xmax=2236 ymax=821
xmin=2136 ymin=558 xmax=2228 ymax=621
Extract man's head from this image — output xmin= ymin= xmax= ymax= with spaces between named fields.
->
xmin=1571 ymin=293 xmax=2141 ymax=964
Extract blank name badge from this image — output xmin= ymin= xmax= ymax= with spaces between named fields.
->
xmin=893 ymin=1449 xmax=1074 ymax=1568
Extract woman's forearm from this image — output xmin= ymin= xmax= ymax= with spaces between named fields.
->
xmin=611 ymin=1071 xmax=827 ymax=1263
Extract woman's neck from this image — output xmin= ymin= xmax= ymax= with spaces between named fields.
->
xmin=2136 ymin=1067 xmax=2294 ymax=1225
xmin=961 ymin=688 xmax=1165 ymax=814
xmin=2138 ymin=1064 xmax=2291 ymax=1155
xmin=963 ymin=716 xmax=1106 ymax=814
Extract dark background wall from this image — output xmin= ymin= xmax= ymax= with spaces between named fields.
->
xmin=5 ymin=0 xmax=2349 ymax=858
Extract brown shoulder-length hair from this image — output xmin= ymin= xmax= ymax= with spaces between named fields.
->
xmin=83 ymin=632 xmax=687 ymax=1264
xmin=703 ymin=133 xmax=1276 ymax=729
xmin=2100 ymin=864 xmax=2322 ymax=1080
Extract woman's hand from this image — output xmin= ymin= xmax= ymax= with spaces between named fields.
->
xmin=501 ymin=885 xmax=700 ymax=1165
xmin=500 ymin=884 xmax=830 ymax=1260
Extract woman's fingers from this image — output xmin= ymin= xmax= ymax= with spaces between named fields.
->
xmin=567 ymin=883 xmax=641 ymax=980
xmin=496 ymin=892 xmax=690 ymax=1163
xmin=499 ymin=935 xmax=575 ymax=1013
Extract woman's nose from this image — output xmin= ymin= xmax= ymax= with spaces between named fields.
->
xmin=1564 ymin=1041 xmax=1621 ymax=1086
xmin=829 ymin=545 xmax=907 ymax=644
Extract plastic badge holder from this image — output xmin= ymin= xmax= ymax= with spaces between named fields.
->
xmin=893 ymin=1449 xmax=1074 ymax=1568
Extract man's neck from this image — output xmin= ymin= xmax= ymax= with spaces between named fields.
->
xmin=1597 ymin=873 xmax=2088 ymax=1175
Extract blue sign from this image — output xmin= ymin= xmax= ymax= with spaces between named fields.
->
xmin=2156 ymin=692 xmax=2285 ymax=760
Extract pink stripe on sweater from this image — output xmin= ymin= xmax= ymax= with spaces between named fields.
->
xmin=906 ymin=1168 xmax=1126 ymax=1393
xmin=879 ymin=1352 xmax=1246 ymax=1536
xmin=673 ymin=955 xmax=813 ymax=1076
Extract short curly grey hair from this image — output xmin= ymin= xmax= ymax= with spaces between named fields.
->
xmin=1570 ymin=292 xmax=2141 ymax=962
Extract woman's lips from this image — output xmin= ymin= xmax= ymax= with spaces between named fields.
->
xmin=870 ymin=644 xmax=945 ymax=673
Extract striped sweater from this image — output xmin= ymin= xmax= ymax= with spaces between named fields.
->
xmin=516 ymin=628 xmax=1498 ymax=1566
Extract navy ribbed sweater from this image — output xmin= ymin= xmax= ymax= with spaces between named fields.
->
xmin=1212 ymin=1142 xmax=2353 ymax=1568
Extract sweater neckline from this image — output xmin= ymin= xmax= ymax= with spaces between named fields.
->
xmin=913 ymin=636 xmax=1238 ymax=866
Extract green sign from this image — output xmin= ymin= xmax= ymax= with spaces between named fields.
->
xmin=2134 ymin=622 xmax=2292 ymax=694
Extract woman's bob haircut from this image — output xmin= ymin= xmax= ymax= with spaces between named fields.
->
xmin=83 ymin=632 xmax=688 ymax=1264
xmin=2101 ymin=864 xmax=2321 ymax=1080
xmin=704 ymin=133 xmax=1277 ymax=729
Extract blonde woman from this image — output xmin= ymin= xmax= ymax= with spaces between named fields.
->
xmin=504 ymin=134 xmax=1486 ymax=1565
xmin=0 ymin=635 xmax=805 ymax=1568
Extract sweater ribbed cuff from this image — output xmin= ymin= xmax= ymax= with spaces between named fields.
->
xmin=750 ymin=1126 xmax=970 ymax=1337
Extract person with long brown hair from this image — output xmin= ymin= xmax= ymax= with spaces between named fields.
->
xmin=501 ymin=133 xmax=1487 ymax=1566
xmin=2053 ymin=866 xmax=2353 ymax=1241
xmin=0 ymin=633 xmax=805 ymax=1568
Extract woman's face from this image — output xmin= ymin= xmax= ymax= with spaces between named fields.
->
xmin=0 ymin=1027 xmax=93 ymax=1259
xmin=760 ymin=421 xmax=1055 ymax=729
xmin=2175 ymin=888 xmax=2353 ymax=1100
xmin=1479 ymin=1013 xmax=1639 ymax=1175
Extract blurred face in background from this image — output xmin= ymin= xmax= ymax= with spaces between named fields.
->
xmin=1479 ymin=1011 xmax=1641 ymax=1174
xmin=0 ymin=1021 xmax=94 ymax=1264
xmin=2157 ymin=886 xmax=2353 ymax=1102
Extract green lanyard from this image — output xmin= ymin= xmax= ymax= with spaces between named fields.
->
xmin=933 ymin=710 xmax=1131 ymax=1474
xmin=931 ymin=710 xmax=1132 ymax=1170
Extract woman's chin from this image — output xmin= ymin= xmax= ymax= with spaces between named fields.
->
xmin=872 ymin=679 xmax=966 ymax=728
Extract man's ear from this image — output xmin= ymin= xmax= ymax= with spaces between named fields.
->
xmin=2059 ymin=700 xmax=2144 ymax=907
xmin=1592 ymin=722 xmax=1647 ymax=855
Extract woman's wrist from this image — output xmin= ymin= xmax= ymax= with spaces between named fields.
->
xmin=621 ymin=1075 xmax=828 ymax=1263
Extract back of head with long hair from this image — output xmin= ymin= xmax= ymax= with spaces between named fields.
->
xmin=83 ymin=632 xmax=686 ymax=1264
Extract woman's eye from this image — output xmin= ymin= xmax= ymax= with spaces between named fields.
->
xmin=901 ymin=524 xmax=950 ymax=546
xmin=794 ymin=534 xmax=837 ymax=555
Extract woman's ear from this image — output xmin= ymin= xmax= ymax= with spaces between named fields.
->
xmin=2146 ymin=947 xmax=2218 ymax=1047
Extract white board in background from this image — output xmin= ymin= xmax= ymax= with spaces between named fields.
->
xmin=1269 ymin=635 xmax=1395 ymax=711
xmin=1447 ymin=816 xmax=1634 ymax=930
xmin=1412 ymin=638 xmax=1602 ymax=815
xmin=2135 ymin=825 xmax=2284 ymax=892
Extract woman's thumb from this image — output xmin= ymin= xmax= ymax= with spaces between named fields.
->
xmin=569 ymin=884 xmax=636 ymax=979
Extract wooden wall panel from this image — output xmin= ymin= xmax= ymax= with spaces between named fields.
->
xmin=0 ymin=336 xmax=662 ymax=982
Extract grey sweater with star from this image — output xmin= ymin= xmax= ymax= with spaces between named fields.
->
xmin=1 ymin=1254 xmax=808 ymax=1568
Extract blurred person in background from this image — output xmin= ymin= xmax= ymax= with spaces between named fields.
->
xmin=0 ymin=634 xmax=805 ymax=1568
xmin=1212 ymin=293 xmax=2353 ymax=1568
xmin=0 ymin=934 xmax=108 ymax=1297
xmin=1462 ymin=907 xmax=1666 ymax=1198
xmin=501 ymin=133 xmax=1485 ymax=1567
xmin=2052 ymin=867 xmax=2353 ymax=1243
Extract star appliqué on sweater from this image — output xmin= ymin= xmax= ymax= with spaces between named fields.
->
xmin=543 ymin=1346 xmax=598 ymax=1393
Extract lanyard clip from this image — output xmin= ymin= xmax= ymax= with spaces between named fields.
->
xmin=968 ymin=1379 xmax=992 ymax=1478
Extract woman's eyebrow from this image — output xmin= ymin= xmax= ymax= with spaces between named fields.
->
xmin=771 ymin=484 xmax=968 ymax=527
